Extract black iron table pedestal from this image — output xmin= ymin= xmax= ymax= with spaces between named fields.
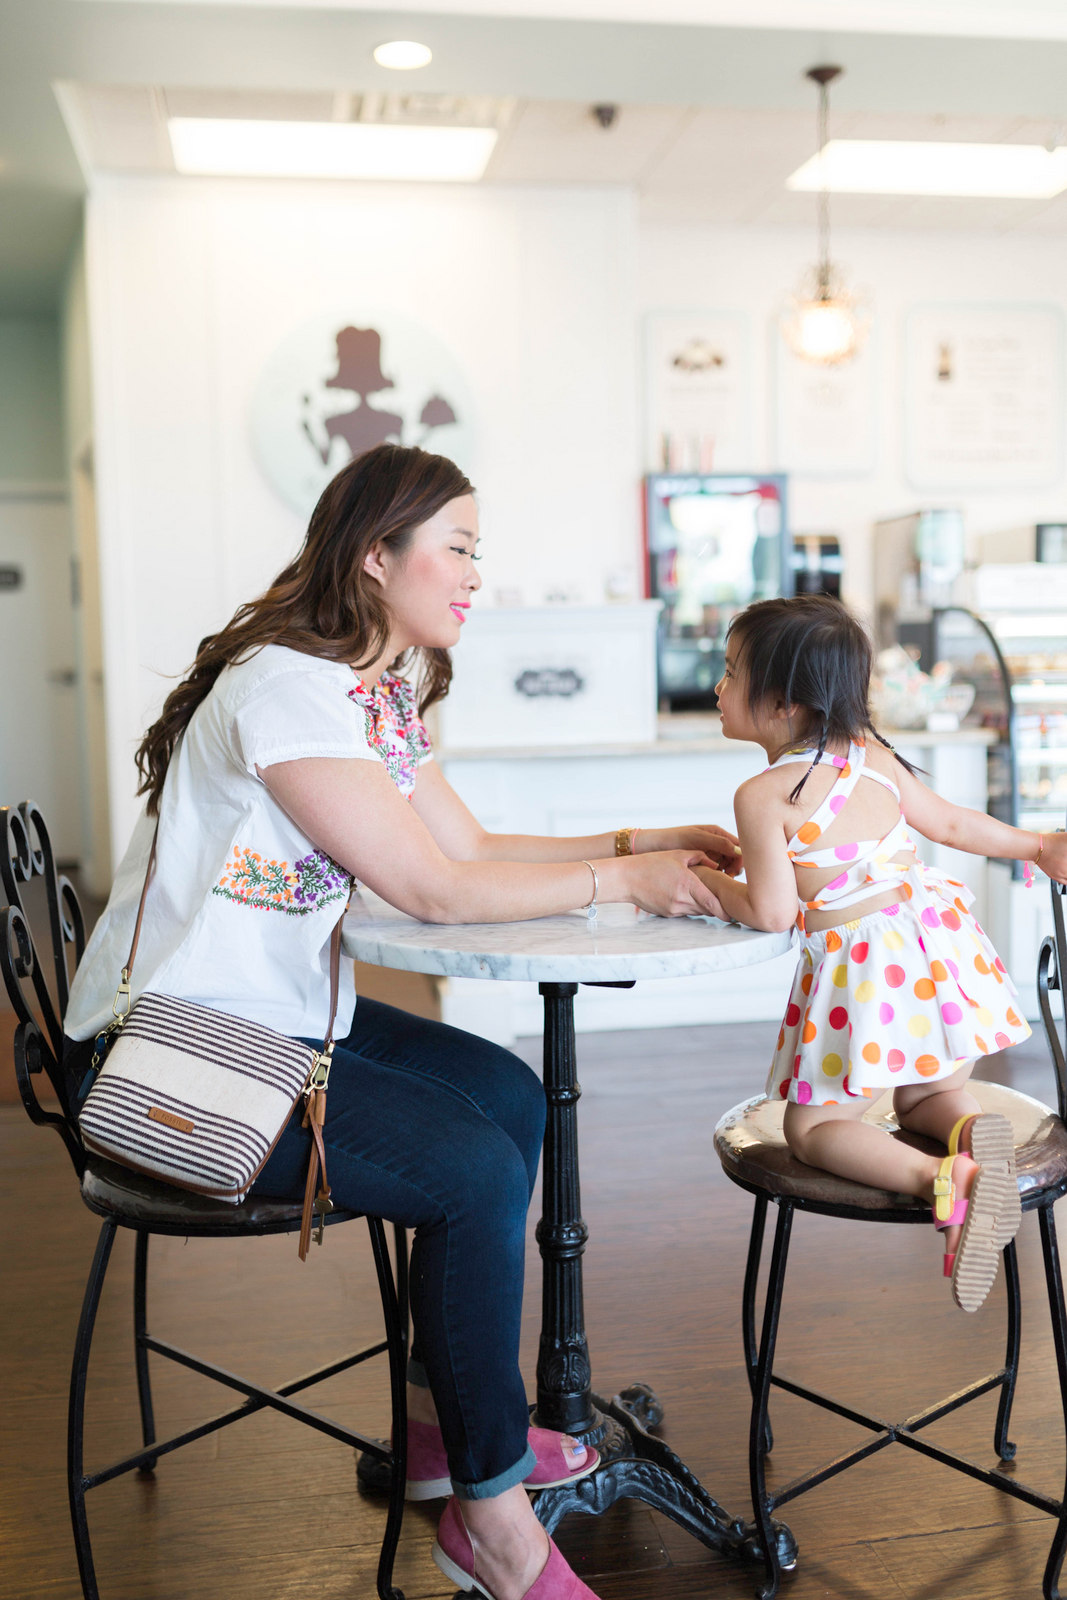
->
xmin=530 ymin=981 xmax=796 ymax=1573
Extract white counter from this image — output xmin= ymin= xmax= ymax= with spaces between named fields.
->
xmin=436 ymin=721 xmax=998 ymax=1043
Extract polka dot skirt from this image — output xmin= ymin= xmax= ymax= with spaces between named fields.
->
xmin=767 ymin=865 xmax=1031 ymax=1107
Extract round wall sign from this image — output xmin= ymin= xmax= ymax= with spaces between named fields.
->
xmin=250 ymin=310 xmax=476 ymax=518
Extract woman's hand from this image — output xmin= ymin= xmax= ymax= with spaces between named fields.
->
xmin=637 ymin=825 xmax=743 ymax=876
xmin=616 ymin=849 xmax=729 ymax=919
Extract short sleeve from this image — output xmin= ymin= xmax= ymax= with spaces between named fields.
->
xmin=230 ymin=667 xmax=378 ymax=775
xmin=386 ymin=675 xmax=434 ymax=766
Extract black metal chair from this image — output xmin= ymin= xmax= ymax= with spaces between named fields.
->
xmin=1 ymin=800 xmax=409 ymax=1600
xmin=715 ymin=873 xmax=1067 ymax=1600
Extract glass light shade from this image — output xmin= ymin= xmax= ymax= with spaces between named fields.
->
xmin=781 ymin=265 xmax=870 ymax=367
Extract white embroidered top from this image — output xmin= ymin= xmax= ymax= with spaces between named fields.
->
xmin=65 ymin=645 xmax=434 ymax=1043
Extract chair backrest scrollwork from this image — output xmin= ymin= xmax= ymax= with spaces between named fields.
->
xmin=1037 ymin=851 xmax=1067 ymax=1127
xmin=1 ymin=801 xmax=87 ymax=1175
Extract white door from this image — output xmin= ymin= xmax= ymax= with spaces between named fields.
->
xmin=0 ymin=489 xmax=81 ymax=860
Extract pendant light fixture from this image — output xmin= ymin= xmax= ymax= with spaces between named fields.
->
xmin=781 ymin=65 xmax=869 ymax=367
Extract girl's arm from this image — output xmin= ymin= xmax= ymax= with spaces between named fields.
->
xmin=693 ymin=777 xmax=799 ymax=933
xmin=259 ymin=755 xmax=727 ymax=922
xmin=410 ymin=760 xmax=743 ymax=872
xmin=894 ymin=762 xmax=1067 ymax=882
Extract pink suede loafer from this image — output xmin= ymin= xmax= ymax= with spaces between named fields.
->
xmin=433 ymin=1493 xmax=601 ymax=1600
xmin=407 ymin=1418 xmax=599 ymax=1501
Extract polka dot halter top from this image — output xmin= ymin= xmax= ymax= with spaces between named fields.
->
xmin=772 ymin=740 xmax=912 ymax=924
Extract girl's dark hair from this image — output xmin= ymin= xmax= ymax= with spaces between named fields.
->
xmin=726 ymin=594 xmax=916 ymax=802
xmin=135 ymin=442 xmax=474 ymax=815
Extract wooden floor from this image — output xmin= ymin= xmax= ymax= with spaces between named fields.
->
xmin=3 ymin=1020 xmax=1067 ymax=1600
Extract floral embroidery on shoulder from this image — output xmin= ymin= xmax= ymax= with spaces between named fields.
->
xmin=347 ymin=670 xmax=432 ymax=800
xmin=212 ymin=846 xmax=350 ymax=915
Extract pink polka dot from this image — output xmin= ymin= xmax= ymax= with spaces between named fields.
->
xmin=879 ymin=1002 xmax=895 ymax=1024
xmin=885 ymin=965 xmax=906 ymax=988
xmin=829 ymin=795 xmax=846 ymax=814
xmin=826 ymin=872 xmax=849 ymax=891
xmin=786 ymin=1002 xmax=801 ymax=1026
xmin=835 ymin=843 xmax=858 ymax=861
xmin=888 ymin=1049 xmax=906 ymax=1072
xmin=831 ymin=755 xmax=846 ymax=768
xmin=995 ymin=958 xmax=1006 ymax=973
xmin=884 ymin=902 xmax=900 ymax=916
xmin=829 ymin=1006 xmax=848 ymax=1030
xmin=796 ymin=1081 xmax=812 ymax=1104
xmin=918 ymin=936 xmax=926 ymax=953
xmin=851 ymin=941 xmax=870 ymax=963
xmin=995 ymin=1032 xmax=1011 ymax=1049
xmin=921 ymin=908 xmax=940 ymax=929
xmin=946 ymin=959 xmax=959 ymax=979
xmin=941 ymin=1002 xmax=963 ymax=1025
xmin=940 ymin=910 xmax=961 ymax=931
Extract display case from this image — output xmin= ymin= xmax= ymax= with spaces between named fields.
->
xmin=985 ymin=611 xmax=1067 ymax=838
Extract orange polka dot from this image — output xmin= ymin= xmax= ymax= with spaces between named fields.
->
xmin=913 ymin=978 xmax=937 ymax=1000
xmin=992 ymin=967 xmax=1004 ymax=984
xmin=840 ymin=763 xmax=851 ymax=778
xmin=915 ymin=1054 xmax=941 ymax=1077
xmin=900 ymin=883 xmax=913 ymax=900
xmin=777 ymin=1029 xmax=785 ymax=1051
xmin=975 ymin=1034 xmax=988 ymax=1054
xmin=802 ymin=1020 xmax=818 ymax=1044
xmin=955 ymin=897 xmax=968 ymax=913
xmin=930 ymin=960 xmax=948 ymax=982
xmin=862 ymin=1043 xmax=880 ymax=1064
xmin=801 ymin=973 xmax=813 ymax=994
xmin=797 ymin=821 xmax=821 ymax=845
xmin=825 ymin=930 xmax=843 ymax=952
xmin=1006 ymin=1007 xmax=1022 ymax=1027
xmin=974 ymin=955 xmax=989 ymax=974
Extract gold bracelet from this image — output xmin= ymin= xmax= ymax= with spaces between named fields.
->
xmin=615 ymin=826 xmax=637 ymax=857
xmin=1036 ymin=834 xmax=1046 ymax=864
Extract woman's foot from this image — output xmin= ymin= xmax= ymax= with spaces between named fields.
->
xmin=407 ymin=1418 xmax=597 ymax=1501
xmin=434 ymin=1491 xmax=600 ymax=1600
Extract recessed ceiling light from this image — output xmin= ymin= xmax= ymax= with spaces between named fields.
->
xmin=787 ymin=139 xmax=1067 ymax=199
xmin=373 ymin=40 xmax=433 ymax=70
xmin=168 ymin=117 xmax=496 ymax=181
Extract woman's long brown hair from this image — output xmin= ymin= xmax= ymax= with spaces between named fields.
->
xmin=135 ymin=443 xmax=474 ymax=814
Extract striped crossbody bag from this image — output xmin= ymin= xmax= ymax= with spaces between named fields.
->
xmin=78 ymin=831 xmax=348 ymax=1259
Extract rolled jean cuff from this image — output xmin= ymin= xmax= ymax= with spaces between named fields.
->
xmin=407 ymin=1357 xmax=431 ymax=1389
xmin=452 ymin=1442 xmax=537 ymax=1501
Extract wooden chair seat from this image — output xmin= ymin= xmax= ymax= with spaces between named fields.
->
xmin=81 ymin=1155 xmax=359 ymax=1235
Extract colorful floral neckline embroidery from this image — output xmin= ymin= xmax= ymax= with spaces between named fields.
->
xmin=212 ymin=847 xmax=350 ymax=916
xmin=347 ymin=671 xmax=431 ymax=800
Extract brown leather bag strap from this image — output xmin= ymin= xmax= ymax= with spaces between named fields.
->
xmin=123 ymin=826 xmax=160 ymax=980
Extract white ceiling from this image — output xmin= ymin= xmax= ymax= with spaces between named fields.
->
xmin=57 ymin=83 xmax=1067 ymax=237
xmin=11 ymin=0 xmax=1067 ymax=311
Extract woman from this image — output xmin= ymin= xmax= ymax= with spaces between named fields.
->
xmin=65 ymin=443 xmax=739 ymax=1600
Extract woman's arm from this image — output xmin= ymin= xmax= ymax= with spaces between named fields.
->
xmin=410 ymin=760 xmax=743 ymax=871
xmin=260 ymin=756 xmax=727 ymax=922
xmin=895 ymin=763 xmax=1067 ymax=881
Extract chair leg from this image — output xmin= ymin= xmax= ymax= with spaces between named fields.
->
xmin=1039 ymin=1204 xmax=1067 ymax=1600
xmin=133 ymin=1230 xmax=158 ymax=1472
xmin=368 ymin=1216 xmax=408 ymax=1600
xmin=68 ymin=1221 xmax=117 ymax=1600
xmin=749 ymin=1200 xmax=795 ymax=1600
xmin=742 ymin=1195 xmax=773 ymax=1456
xmin=994 ymin=1238 xmax=1021 ymax=1462
xmin=392 ymin=1223 xmax=410 ymax=1346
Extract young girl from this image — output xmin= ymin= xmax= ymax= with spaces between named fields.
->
xmin=697 ymin=594 xmax=1067 ymax=1313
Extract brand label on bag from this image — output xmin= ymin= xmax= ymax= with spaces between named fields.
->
xmin=148 ymin=1106 xmax=195 ymax=1134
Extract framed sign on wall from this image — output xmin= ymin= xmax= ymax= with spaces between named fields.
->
xmin=773 ymin=325 xmax=877 ymax=477
xmin=644 ymin=311 xmax=752 ymax=474
xmin=904 ymin=304 xmax=1064 ymax=490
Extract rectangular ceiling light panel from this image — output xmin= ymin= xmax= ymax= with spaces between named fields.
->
xmin=787 ymin=139 xmax=1067 ymax=198
xmin=168 ymin=117 xmax=498 ymax=181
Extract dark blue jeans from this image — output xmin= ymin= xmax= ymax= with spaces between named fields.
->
xmin=253 ymin=997 xmax=545 ymax=1498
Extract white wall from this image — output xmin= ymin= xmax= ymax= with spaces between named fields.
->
xmin=87 ymin=175 xmax=639 ymax=858
xmin=640 ymin=220 xmax=1067 ymax=615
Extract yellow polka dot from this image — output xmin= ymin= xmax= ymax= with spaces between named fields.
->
xmin=831 ymin=965 xmax=848 ymax=987
xmin=854 ymin=980 xmax=876 ymax=1002
xmin=883 ymin=929 xmax=904 ymax=951
xmin=975 ymin=1006 xmax=994 ymax=1026
xmin=908 ymin=1014 xmax=932 ymax=1038
xmin=821 ymin=1053 xmax=843 ymax=1077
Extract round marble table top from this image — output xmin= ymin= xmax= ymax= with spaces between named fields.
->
xmin=342 ymin=892 xmax=795 ymax=984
